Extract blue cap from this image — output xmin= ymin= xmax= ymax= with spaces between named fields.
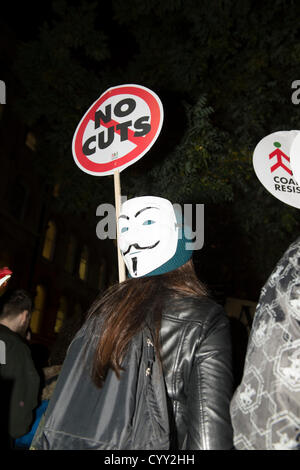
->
xmin=142 ymin=207 xmax=194 ymax=277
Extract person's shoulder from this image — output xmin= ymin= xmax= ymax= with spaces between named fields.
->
xmin=0 ymin=324 xmax=31 ymax=355
xmin=0 ymin=323 xmax=14 ymax=339
xmin=162 ymin=295 xmax=226 ymax=325
xmin=0 ymin=324 xmax=24 ymax=344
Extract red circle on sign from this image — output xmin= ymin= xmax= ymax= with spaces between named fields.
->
xmin=72 ymin=85 xmax=163 ymax=175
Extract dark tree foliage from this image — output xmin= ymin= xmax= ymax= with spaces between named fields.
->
xmin=12 ymin=0 xmax=300 ymax=298
xmin=13 ymin=0 xmax=115 ymax=213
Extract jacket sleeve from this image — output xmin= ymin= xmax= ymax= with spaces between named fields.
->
xmin=6 ymin=342 xmax=40 ymax=439
xmin=185 ymin=309 xmax=234 ymax=449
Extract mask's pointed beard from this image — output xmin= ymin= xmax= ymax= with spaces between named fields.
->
xmin=132 ymin=257 xmax=138 ymax=276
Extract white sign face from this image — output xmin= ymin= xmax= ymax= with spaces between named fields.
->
xmin=290 ymin=132 xmax=300 ymax=190
xmin=72 ymin=84 xmax=164 ymax=176
xmin=253 ymin=130 xmax=300 ymax=208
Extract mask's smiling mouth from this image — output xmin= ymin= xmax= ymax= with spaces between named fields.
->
xmin=123 ymin=241 xmax=160 ymax=256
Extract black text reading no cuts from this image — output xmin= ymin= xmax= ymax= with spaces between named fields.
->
xmin=82 ymin=98 xmax=151 ymax=155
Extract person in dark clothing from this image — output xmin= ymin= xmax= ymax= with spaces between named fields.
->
xmin=15 ymin=309 xmax=84 ymax=449
xmin=0 ymin=289 xmax=40 ymax=448
xmin=32 ymin=197 xmax=233 ymax=450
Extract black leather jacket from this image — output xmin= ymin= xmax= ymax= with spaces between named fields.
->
xmin=160 ymin=296 xmax=234 ymax=450
xmin=32 ymin=294 xmax=233 ymax=451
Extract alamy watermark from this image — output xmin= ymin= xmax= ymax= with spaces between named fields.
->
xmin=0 ymin=340 xmax=6 ymax=364
xmin=291 ymin=80 xmax=300 ymax=105
xmin=96 ymin=197 xmax=204 ymax=250
xmin=0 ymin=80 xmax=6 ymax=104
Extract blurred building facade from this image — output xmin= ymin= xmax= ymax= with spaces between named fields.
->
xmin=0 ymin=101 xmax=116 ymax=350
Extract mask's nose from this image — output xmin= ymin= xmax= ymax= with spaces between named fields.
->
xmin=118 ymin=224 xmax=136 ymax=253
xmin=118 ymin=221 xmax=144 ymax=252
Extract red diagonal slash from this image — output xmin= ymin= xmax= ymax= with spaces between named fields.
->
xmin=99 ymin=118 xmax=145 ymax=146
xmin=74 ymin=86 xmax=161 ymax=174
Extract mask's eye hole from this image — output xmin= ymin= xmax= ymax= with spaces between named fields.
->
xmin=121 ymin=227 xmax=129 ymax=233
xmin=143 ymin=220 xmax=156 ymax=225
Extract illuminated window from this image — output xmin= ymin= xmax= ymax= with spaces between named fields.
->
xmin=42 ymin=220 xmax=56 ymax=261
xmin=54 ymin=296 xmax=67 ymax=334
xmin=25 ymin=132 xmax=37 ymax=151
xmin=65 ymin=235 xmax=77 ymax=274
xmin=53 ymin=183 xmax=60 ymax=198
xmin=98 ymin=260 xmax=106 ymax=290
xmin=78 ymin=245 xmax=88 ymax=281
xmin=31 ymin=285 xmax=46 ymax=334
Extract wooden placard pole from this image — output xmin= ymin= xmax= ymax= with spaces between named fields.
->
xmin=114 ymin=170 xmax=126 ymax=283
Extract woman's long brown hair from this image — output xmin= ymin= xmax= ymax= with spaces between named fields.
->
xmin=88 ymin=259 xmax=208 ymax=388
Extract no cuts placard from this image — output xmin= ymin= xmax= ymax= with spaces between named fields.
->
xmin=72 ymin=84 xmax=164 ymax=176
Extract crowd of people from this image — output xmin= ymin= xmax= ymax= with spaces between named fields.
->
xmin=0 ymin=196 xmax=299 ymax=450
xmin=0 ymin=289 xmax=83 ymax=449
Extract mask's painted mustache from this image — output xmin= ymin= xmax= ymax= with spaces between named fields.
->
xmin=123 ymin=240 xmax=160 ymax=256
